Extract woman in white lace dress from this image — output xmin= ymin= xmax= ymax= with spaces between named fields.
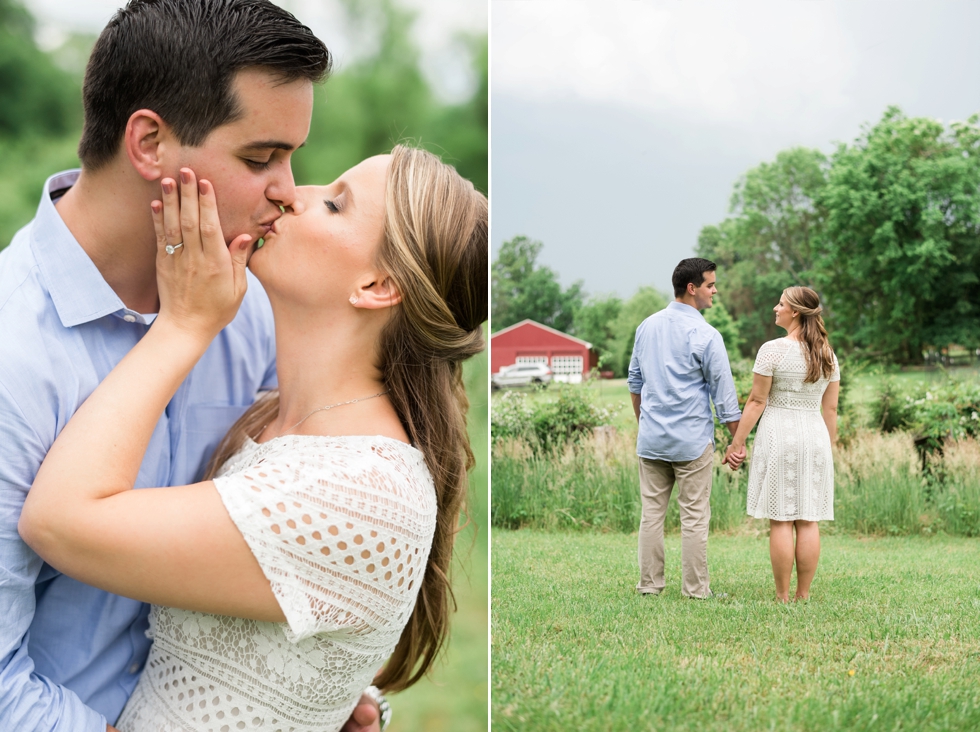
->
xmin=20 ymin=145 xmax=487 ymax=731
xmin=724 ymin=286 xmax=839 ymax=603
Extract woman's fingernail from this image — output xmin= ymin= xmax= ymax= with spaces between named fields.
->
xmin=151 ymin=201 xmax=162 ymax=213
xmin=180 ymin=169 xmax=191 ymax=185
xmin=162 ymin=180 xmax=174 ymax=194
xmin=199 ymin=180 xmax=208 ymax=195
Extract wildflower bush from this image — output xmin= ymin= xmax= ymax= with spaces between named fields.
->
xmin=490 ymin=386 xmax=614 ymax=452
xmin=869 ymin=375 xmax=980 ymax=451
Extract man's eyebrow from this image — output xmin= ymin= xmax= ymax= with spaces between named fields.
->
xmin=240 ymin=140 xmax=308 ymax=152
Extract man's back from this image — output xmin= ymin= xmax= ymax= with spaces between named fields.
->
xmin=627 ymin=301 xmax=740 ymax=462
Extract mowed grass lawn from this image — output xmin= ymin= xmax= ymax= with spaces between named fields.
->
xmin=492 ymin=531 xmax=980 ymax=731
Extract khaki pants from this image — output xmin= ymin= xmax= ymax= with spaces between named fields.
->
xmin=636 ymin=443 xmax=714 ymax=598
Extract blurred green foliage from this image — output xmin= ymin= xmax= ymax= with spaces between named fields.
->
xmin=0 ymin=0 xmax=487 ymax=249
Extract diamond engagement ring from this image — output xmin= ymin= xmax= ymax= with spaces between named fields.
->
xmin=165 ymin=242 xmax=184 ymax=255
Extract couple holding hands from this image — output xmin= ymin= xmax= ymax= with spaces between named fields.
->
xmin=629 ymin=258 xmax=839 ymax=604
xmin=0 ymin=1 xmax=485 ymax=731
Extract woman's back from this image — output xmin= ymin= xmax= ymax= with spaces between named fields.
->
xmin=756 ymin=337 xmax=837 ymax=408
xmin=117 ymin=435 xmax=436 ymax=732
xmin=746 ymin=338 xmax=839 ymax=522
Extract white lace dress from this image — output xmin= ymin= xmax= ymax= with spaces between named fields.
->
xmin=746 ymin=338 xmax=840 ymax=521
xmin=116 ymin=435 xmax=436 ymax=732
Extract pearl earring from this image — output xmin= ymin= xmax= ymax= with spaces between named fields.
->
xmin=349 ymin=294 xmax=359 ymax=305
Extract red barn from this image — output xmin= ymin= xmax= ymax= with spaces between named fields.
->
xmin=491 ymin=319 xmax=597 ymax=383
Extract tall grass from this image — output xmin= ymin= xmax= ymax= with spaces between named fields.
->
xmin=491 ymin=428 xmax=980 ymax=537
xmin=492 ymin=428 xmax=746 ymax=533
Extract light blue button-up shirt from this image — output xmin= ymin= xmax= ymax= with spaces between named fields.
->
xmin=0 ymin=171 xmax=277 ymax=731
xmin=627 ymin=301 xmax=741 ymax=462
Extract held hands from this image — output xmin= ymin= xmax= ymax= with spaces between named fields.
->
xmin=339 ymin=693 xmax=382 ymax=732
xmin=152 ymin=168 xmax=251 ymax=342
xmin=724 ymin=443 xmax=747 ymax=471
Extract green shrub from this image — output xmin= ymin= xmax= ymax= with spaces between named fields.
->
xmin=490 ymin=386 xmax=613 ymax=452
xmin=869 ymin=374 xmax=980 ymax=451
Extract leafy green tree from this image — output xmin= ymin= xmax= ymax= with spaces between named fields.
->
xmin=491 ymin=235 xmax=583 ymax=332
xmin=0 ymin=0 xmax=80 ymax=138
xmin=698 ymin=147 xmax=827 ymax=355
xmin=429 ymin=34 xmax=487 ymax=195
xmin=294 ymin=0 xmax=486 ymax=194
xmin=703 ymin=297 xmax=743 ymax=362
xmin=814 ymin=107 xmax=980 ymax=362
xmin=572 ymin=294 xmax=622 ymax=370
xmin=609 ymin=286 xmax=668 ymax=376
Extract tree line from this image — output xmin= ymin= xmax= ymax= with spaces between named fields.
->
xmin=493 ymin=107 xmax=980 ymax=368
xmin=491 ymin=235 xmax=742 ymax=376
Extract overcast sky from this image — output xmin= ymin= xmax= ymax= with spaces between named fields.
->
xmin=492 ymin=0 xmax=980 ymax=298
xmin=24 ymin=0 xmax=487 ymax=101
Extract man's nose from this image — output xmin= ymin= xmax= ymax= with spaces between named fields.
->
xmin=268 ymin=162 xmax=298 ymax=210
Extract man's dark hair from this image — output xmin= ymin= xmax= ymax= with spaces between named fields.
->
xmin=671 ymin=257 xmax=717 ymax=298
xmin=77 ymin=0 xmax=331 ymax=169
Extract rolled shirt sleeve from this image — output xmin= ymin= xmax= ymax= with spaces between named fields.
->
xmin=702 ymin=331 xmax=742 ymax=425
xmin=627 ymin=328 xmax=644 ymax=394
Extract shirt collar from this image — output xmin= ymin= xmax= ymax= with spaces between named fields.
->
xmin=667 ymin=300 xmax=706 ymax=321
xmin=30 ymin=170 xmax=136 ymax=328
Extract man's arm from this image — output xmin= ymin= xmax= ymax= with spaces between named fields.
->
xmin=0 ymin=383 xmax=109 ymax=732
xmin=701 ymin=334 xmax=745 ymax=467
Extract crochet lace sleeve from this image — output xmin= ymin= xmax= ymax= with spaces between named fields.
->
xmin=752 ymin=340 xmax=783 ymax=377
xmin=830 ymin=352 xmax=841 ymax=382
xmin=213 ymin=440 xmax=436 ymax=643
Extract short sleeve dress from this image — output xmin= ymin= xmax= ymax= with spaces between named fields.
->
xmin=745 ymin=338 xmax=840 ymax=522
xmin=116 ymin=434 xmax=436 ymax=732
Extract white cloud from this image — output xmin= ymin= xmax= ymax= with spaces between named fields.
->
xmin=493 ymin=0 xmax=855 ymax=130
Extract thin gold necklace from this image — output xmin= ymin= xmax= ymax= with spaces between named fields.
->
xmin=271 ymin=391 xmax=389 ymax=438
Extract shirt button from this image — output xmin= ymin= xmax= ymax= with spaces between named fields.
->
xmin=129 ymin=663 xmax=141 ymax=674
xmin=123 ymin=314 xmax=137 ymax=323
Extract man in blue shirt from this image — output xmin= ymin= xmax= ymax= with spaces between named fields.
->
xmin=0 ymin=2 xmax=379 ymax=730
xmin=627 ymin=258 xmax=745 ymax=599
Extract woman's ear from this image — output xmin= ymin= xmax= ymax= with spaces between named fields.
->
xmin=125 ymin=109 xmax=169 ymax=182
xmin=351 ymin=274 xmax=402 ymax=310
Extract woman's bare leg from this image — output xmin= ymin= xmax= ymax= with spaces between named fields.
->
xmin=769 ymin=520 xmax=794 ymax=602
xmin=793 ymin=520 xmax=820 ymax=600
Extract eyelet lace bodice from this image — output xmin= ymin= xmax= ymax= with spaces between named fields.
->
xmin=116 ymin=435 xmax=436 ymax=732
xmin=746 ymin=339 xmax=839 ymax=521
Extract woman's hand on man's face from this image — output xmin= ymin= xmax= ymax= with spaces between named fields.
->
xmin=152 ymin=167 xmax=252 ymax=342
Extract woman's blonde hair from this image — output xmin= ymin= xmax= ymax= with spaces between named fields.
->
xmin=783 ymin=286 xmax=835 ymax=383
xmin=204 ymin=144 xmax=487 ymax=691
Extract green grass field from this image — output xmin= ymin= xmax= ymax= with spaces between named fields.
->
xmin=492 ymin=530 xmax=980 ymax=732
xmin=391 ymin=352 xmax=488 ymax=731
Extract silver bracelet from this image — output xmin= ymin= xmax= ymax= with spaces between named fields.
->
xmin=363 ymin=685 xmax=391 ymax=731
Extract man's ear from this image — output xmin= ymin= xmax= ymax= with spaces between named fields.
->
xmin=124 ymin=109 xmax=169 ymax=182
xmin=351 ymin=274 xmax=402 ymax=310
